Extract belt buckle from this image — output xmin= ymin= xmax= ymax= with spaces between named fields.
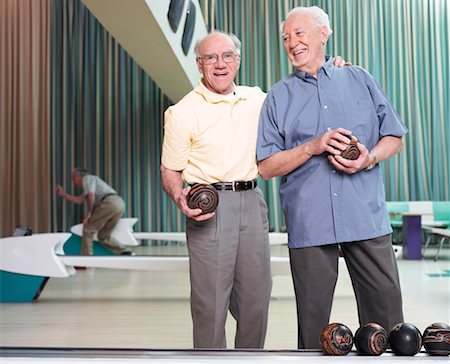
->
xmin=232 ymin=182 xmax=236 ymax=192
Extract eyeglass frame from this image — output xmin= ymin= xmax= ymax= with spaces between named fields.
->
xmin=196 ymin=51 xmax=240 ymax=65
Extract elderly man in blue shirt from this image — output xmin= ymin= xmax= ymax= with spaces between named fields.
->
xmin=257 ymin=6 xmax=407 ymax=349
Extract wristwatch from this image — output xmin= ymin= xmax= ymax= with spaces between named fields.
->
xmin=365 ymin=153 xmax=377 ymax=171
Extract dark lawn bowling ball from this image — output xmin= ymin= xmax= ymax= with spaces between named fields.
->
xmin=320 ymin=323 xmax=354 ymax=355
xmin=187 ymin=184 xmax=219 ymax=214
xmin=388 ymin=322 xmax=422 ymax=356
xmin=340 ymin=134 xmax=360 ymax=160
xmin=422 ymin=322 xmax=450 ymax=356
xmin=355 ymin=323 xmax=388 ymax=356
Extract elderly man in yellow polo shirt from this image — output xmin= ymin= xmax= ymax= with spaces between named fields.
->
xmin=160 ymin=31 xmax=271 ymax=349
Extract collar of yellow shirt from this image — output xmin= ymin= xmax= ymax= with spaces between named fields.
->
xmin=194 ymin=80 xmax=248 ymax=104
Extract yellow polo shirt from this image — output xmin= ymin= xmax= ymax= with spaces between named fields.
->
xmin=161 ymin=82 xmax=266 ymax=184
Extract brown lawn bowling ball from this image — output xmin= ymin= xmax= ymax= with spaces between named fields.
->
xmin=422 ymin=322 xmax=450 ymax=356
xmin=355 ymin=323 xmax=388 ymax=356
xmin=320 ymin=323 xmax=354 ymax=355
xmin=187 ymin=184 xmax=219 ymax=214
xmin=388 ymin=322 xmax=422 ymax=356
xmin=340 ymin=134 xmax=360 ymax=160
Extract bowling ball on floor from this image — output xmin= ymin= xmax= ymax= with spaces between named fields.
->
xmin=388 ymin=322 xmax=422 ymax=356
xmin=355 ymin=322 xmax=388 ymax=356
xmin=320 ymin=323 xmax=354 ymax=355
xmin=422 ymin=322 xmax=450 ymax=356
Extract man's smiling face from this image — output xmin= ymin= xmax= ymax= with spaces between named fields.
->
xmin=196 ymin=33 xmax=241 ymax=95
xmin=282 ymin=12 xmax=328 ymax=74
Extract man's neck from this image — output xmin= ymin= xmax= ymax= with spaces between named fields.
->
xmin=298 ymin=57 xmax=326 ymax=78
xmin=201 ymin=79 xmax=235 ymax=96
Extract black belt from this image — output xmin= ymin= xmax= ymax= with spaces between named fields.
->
xmin=211 ymin=180 xmax=257 ymax=191
xmin=100 ymin=193 xmax=117 ymax=202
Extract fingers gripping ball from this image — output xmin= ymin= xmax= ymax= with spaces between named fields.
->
xmin=341 ymin=135 xmax=360 ymax=160
xmin=422 ymin=322 xmax=450 ymax=356
xmin=388 ymin=322 xmax=422 ymax=356
xmin=187 ymin=184 xmax=219 ymax=214
xmin=355 ymin=323 xmax=388 ymax=356
xmin=320 ymin=323 xmax=354 ymax=355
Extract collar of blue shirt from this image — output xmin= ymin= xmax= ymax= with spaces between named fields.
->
xmin=294 ymin=55 xmax=335 ymax=81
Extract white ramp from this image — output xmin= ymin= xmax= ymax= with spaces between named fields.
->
xmin=70 ymin=218 xmax=139 ymax=246
xmin=0 ymin=233 xmax=74 ymax=277
xmin=0 ymin=233 xmax=292 ymax=277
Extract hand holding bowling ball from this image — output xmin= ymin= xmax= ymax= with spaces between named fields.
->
xmin=187 ymin=184 xmax=219 ymax=214
xmin=340 ymin=134 xmax=360 ymax=160
xmin=320 ymin=323 xmax=354 ymax=355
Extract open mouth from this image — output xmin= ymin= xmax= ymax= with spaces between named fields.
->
xmin=214 ymin=72 xmax=229 ymax=78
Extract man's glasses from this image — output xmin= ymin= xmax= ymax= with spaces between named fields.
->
xmin=197 ymin=51 xmax=239 ymax=65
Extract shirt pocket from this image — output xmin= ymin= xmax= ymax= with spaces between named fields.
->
xmin=344 ymin=98 xmax=377 ymax=140
xmin=350 ymin=98 xmax=373 ymax=111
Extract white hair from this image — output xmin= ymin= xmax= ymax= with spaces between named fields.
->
xmin=281 ymin=6 xmax=333 ymax=36
xmin=194 ymin=31 xmax=242 ymax=57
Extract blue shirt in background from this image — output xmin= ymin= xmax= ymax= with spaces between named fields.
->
xmin=257 ymin=58 xmax=408 ymax=248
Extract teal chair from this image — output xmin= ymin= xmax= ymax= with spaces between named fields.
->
xmin=386 ymin=201 xmax=410 ymax=228
xmin=423 ymin=227 xmax=450 ymax=261
xmin=423 ymin=202 xmax=450 ymax=260
xmin=432 ymin=201 xmax=450 ymax=227
xmin=386 ymin=201 xmax=409 ymax=244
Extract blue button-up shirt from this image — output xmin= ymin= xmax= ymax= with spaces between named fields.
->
xmin=257 ymin=58 xmax=408 ymax=248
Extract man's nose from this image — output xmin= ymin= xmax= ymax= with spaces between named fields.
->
xmin=289 ymin=36 xmax=297 ymax=49
xmin=215 ymin=55 xmax=226 ymax=67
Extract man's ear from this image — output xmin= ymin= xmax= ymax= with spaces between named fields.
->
xmin=320 ymin=27 xmax=329 ymax=45
xmin=196 ymin=58 xmax=203 ymax=74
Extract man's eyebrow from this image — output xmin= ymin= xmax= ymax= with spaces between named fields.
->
xmin=202 ymin=49 xmax=234 ymax=55
xmin=283 ymin=26 xmax=305 ymax=37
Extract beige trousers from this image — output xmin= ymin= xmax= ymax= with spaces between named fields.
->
xmin=186 ymin=188 xmax=272 ymax=349
xmin=81 ymin=195 xmax=127 ymax=255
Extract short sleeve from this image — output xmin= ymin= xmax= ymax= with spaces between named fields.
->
xmin=82 ymin=175 xmax=96 ymax=196
xmin=161 ymin=106 xmax=192 ymax=171
xmin=361 ymin=69 xmax=408 ymax=138
xmin=256 ymin=92 xmax=285 ymax=162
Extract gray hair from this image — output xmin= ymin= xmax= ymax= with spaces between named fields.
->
xmin=194 ymin=31 xmax=242 ymax=57
xmin=72 ymin=167 xmax=88 ymax=177
xmin=281 ymin=6 xmax=333 ymax=36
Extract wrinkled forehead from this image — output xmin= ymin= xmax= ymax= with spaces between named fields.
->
xmin=198 ymin=34 xmax=235 ymax=55
xmin=283 ymin=12 xmax=315 ymax=34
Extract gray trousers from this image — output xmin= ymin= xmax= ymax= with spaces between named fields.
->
xmin=186 ymin=188 xmax=272 ymax=349
xmin=82 ymin=195 xmax=127 ymax=255
xmin=289 ymin=234 xmax=404 ymax=349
